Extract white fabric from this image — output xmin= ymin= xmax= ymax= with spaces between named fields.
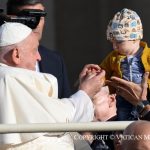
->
xmin=0 ymin=23 xmax=32 ymax=46
xmin=0 ymin=63 xmax=94 ymax=146
xmin=0 ymin=134 xmax=74 ymax=150
xmin=35 ymin=61 xmax=40 ymax=72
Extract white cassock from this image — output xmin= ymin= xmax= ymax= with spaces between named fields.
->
xmin=0 ymin=63 xmax=94 ymax=150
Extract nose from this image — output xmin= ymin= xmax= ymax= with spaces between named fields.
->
xmin=36 ymin=50 xmax=41 ymax=61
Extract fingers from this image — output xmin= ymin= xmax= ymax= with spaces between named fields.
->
xmin=95 ymin=69 xmax=105 ymax=80
xmin=87 ymin=69 xmax=105 ymax=82
xmin=110 ymin=76 xmax=134 ymax=90
xmin=111 ymin=76 xmax=131 ymax=86
xmin=79 ymin=69 xmax=105 ymax=98
xmin=79 ymin=64 xmax=101 ymax=79
xmin=84 ymin=64 xmax=101 ymax=71
xmin=105 ymin=79 xmax=118 ymax=88
xmin=82 ymin=64 xmax=101 ymax=75
xmin=103 ymin=80 xmax=117 ymax=94
xmin=140 ymin=72 xmax=149 ymax=100
xmin=85 ymin=72 xmax=97 ymax=80
xmin=116 ymin=86 xmax=137 ymax=105
xmin=105 ymin=79 xmax=123 ymax=93
xmin=141 ymin=72 xmax=149 ymax=88
xmin=86 ymin=67 xmax=98 ymax=76
xmin=88 ymin=69 xmax=106 ymax=88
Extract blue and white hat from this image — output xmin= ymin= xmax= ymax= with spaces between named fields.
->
xmin=107 ymin=8 xmax=143 ymax=41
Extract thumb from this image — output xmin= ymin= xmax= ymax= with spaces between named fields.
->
xmin=141 ymin=72 xmax=149 ymax=100
xmin=141 ymin=72 xmax=149 ymax=89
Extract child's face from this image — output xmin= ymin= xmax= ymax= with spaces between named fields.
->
xmin=111 ymin=40 xmax=139 ymax=56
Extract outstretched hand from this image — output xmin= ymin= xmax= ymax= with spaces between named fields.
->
xmin=79 ymin=64 xmax=105 ymax=98
xmin=106 ymin=72 xmax=149 ymax=106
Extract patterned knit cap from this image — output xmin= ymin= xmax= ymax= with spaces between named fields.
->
xmin=106 ymin=8 xmax=143 ymax=41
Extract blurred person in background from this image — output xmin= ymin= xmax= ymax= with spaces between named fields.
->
xmin=121 ymin=120 xmax=150 ymax=150
xmin=82 ymin=86 xmax=117 ymax=150
xmin=91 ymin=86 xmax=117 ymax=150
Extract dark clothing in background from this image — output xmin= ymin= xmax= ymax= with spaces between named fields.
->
xmin=39 ymin=45 xmax=71 ymax=98
xmin=91 ymin=116 xmax=117 ymax=150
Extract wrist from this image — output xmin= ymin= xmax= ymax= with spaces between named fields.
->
xmin=139 ymin=106 xmax=150 ymax=121
xmin=136 ymin=100 xmax=150 ymax=114
xmin=136 ymin=100 xmax=150 ymax=120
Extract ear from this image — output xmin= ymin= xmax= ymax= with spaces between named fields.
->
xmin=108 ymin=94 xmax=116 ymax=108
xmin=12 ymin=48 xmax=21 ymax=65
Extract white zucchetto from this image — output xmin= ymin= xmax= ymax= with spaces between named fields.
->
xmin=0 ymin=22 xmax=32 ymax=47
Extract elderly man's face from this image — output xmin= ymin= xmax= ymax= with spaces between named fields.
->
xmin=17 ymin=32 xmax=41 ymax=70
